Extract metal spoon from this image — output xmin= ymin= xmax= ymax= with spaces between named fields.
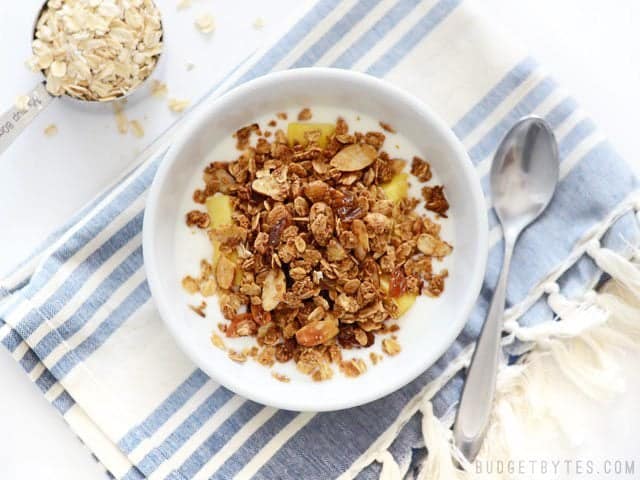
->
xmin=0 ymin=0 xmax=163 ymax=155
xmin=453 ymin=116 xmax=559 ymax=461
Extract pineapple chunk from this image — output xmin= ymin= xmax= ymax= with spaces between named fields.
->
xmin=205 ymin=194 xmax=233 ymax=271
xmin=287 ymin=122 xmax=335 ymax=148
xmin=381 ymin=173 xmax=409 ymax=203
xmin=380 ymin=275 xmax=390 ymax=294
xmin=395 ymin=293 xmax=417 ymax=317
xmin=379 ymin=274 xmax=417 ymax=317
xmin=206 ymin=194 xmax=233 ymax=228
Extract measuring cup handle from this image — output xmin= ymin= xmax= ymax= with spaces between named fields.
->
xmin=0 ymin=83 xmax=55 ymax=156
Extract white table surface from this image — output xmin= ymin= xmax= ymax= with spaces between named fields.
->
xmin=1 ymin=0 xmax=640 ymax=478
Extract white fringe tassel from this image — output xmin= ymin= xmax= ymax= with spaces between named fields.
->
xmin=413 ymin=244 xmax=640 ymax=480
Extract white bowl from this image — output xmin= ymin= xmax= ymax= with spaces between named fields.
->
xmin=143 ymin=68 xmax=487 ymax=412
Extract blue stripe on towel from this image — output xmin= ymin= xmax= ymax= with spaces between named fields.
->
xmin=50 ymin=280 xmax=150 ymax=379
xmin=174 ymin=402 xmax=265 ymax=479
xmin=452 ymin=56 xmax=538 ymax=139
xmin=211 ymin=410 xmax=299 ymax=479
xmin=1 ymin=329 xmax=22 ymax=352
xmin=12 ymin=211 xmax=144 ymax=347
xmin=331 ymin=0 xmax=422 ymax=69
xmin=136 ymin=387 xmax=236 ymax=475
xmin=292 ymin=0 xmax=384 ymax=67
xmin=366 ymin=0 xmax=463 ymax=77
xmin=468 ymin=77 xmax=557 ymax=163
xmin=52 ymin=391 xmax=75 ymax=415
xmin=558 ymin=119 xmax=596 ymax=158
xmin=118 ymin=369 xmax=211 ymax=454
xmin=546 ymin=97 xmax=578 ymax=129
xmin=20 ymin=161 xmax=157 ymax=301
xmin=236 ymin=0 xmax=341 ymax=85
xmin=33 ymin=245 xmax=144 ymax=362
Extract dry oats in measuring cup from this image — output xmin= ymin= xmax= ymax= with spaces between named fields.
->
xmin=27 ymin=0 xmax=163 ymax=102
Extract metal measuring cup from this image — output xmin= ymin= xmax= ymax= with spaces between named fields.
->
xmin=0 ymin=0 xmax=164 ymax=155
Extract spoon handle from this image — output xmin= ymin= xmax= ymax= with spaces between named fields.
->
xmin=0 ymin=83 xmax=54 ymax=156
xmin=454 ymin=236 xmax=515 ymax=461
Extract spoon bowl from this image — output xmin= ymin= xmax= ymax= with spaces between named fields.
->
xmin=491 ymin=117 xmax=559 ymax=236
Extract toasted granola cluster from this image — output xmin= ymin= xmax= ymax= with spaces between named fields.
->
xmin=183 ymin=112 xmax=452 ymax=381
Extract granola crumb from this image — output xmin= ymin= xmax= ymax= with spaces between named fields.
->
xmin=268 ymin=119 xmax=277 ymax=127
xmin=186 ymin=210 xmax=210 ymax=229
xmin=43 ymin=124 xmax=58 ymax=137
xmin=339 ymin=358 xmax=367 ymax=378
xmin=276 ymin=112 xmax=287 ymax=120
xmin=228 ymin=350 xmax=247 ymax=363
xmin=411 ymin=156 xmax=432 ymax=182
xmin=189 ymin=301 xmax=207 ymax=318
xmin=150 ymin=80 xmax=168 ymax=98
xmin=379 ymin=121 xmax=396 ymax=134
xmin=195 ymin=13 xmax=215 ymax=34
xmin=382 ymin=338 xmax=401 ymax=356
xmin=422 ymin=185 xmax=449 ymax=217
xmin=297 ymin=107 xmax=312 ymax=121
xmin=272 ymin=372 xmax=290 ymax=383
xmin=369 ymin=352 xmax=382 ymax=365
xmin=211 ymin=333 xmax=226 ymax=350
xmin=168 ymin=98 xmax=190 ymax=113
xmin=130 ymin=120 xmax=144 ymax=138
xmin=182 ymin=275 xmax=199 ymax=294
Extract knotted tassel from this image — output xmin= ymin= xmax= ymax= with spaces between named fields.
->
xmin=376 ymin=451 xmax=402 ymax=480
xmin=416 ymin=400 xmax=470 ymax=480
xmin=587 ymin=240 xmax=640 ymax=297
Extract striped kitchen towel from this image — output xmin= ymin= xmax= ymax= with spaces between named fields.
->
xmin=1 ymin=0 xmax=639 ymax=479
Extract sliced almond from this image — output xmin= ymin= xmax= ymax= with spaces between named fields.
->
xmin=303 ymin=180 xmax=329 ymax=202
xmin=330 ymin=144 xmax=377 ymax=172
xmin=295 ymin=319 xmax=339 ymax=347
xmin=417 ymin=233 xmax=452 ymax=258
xmin=262 ymin=269 xmax=286 ymax=311
xmin=252 ymin=175 xmax=288 ymax=201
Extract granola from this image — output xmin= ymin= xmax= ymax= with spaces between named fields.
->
xmin=183 ymin=110 xmax=452 ymax=381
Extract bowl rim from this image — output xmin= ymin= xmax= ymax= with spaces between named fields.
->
xmin=143 ymin=67 xmax=488 ymax=412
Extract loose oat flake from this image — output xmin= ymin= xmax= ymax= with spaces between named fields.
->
xmin=28 ymin=0 xmax=163 ymax=102
xmin=15 ymin=95 xmax=30 ymax=112
xmin=130 ymin=119 xmax=145 ymax=138
xmin=168 ymin=98 xmax=190 ymax=113
xmin=150 ymin=79 xmax=168 ymax=98
xmin=211 ymin=333 xmax=226 ymax=350
xmin=271 ymin=372 xmax=290 ymax=383
xmin=182 ymin=109 xmax=452 ymax=381
xmin=44 ymin=124 xmax=58 ymax=136
xmin=195 ymin=13 xmax=215 ymax=34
